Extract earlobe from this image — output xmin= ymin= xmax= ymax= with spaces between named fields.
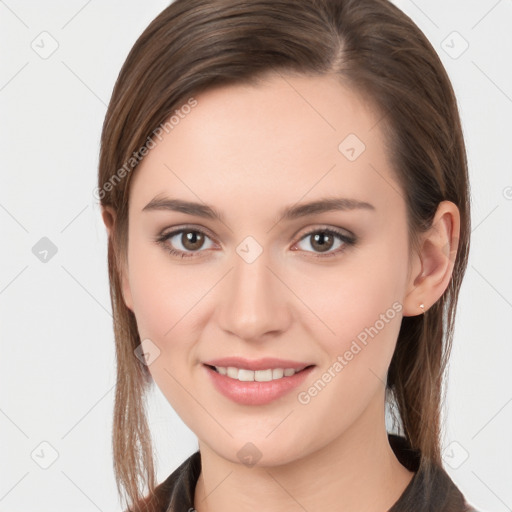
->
xmin=101 ymin=206 xmax=116 ymax=237
xmin=120 ymin=268 xmax=134 ymax=312
xmin=402 ymin=200 xmax=460 ymax=316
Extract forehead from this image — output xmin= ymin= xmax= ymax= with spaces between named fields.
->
xmin=129 ymin=72 xmax=401 ymax=219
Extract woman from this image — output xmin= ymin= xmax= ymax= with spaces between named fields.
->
xmin=97 ymin=0 xmax=478 ymax=510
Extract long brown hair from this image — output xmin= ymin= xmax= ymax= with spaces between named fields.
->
xmin=97 ymin=0 xmax=471 ymax=509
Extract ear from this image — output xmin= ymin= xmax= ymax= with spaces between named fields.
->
xmin=101 ymin=206 xmax=134 ymax=312
xmin=101 ymin=205 xmax=115 ymax=237
xmin=402 ymin=200 xmax=460 ymax=317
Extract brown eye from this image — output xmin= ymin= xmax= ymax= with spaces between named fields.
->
xmin=294 ymin=228 xmax=356 ymax=258
xmin=309 ymin=232 xmax=335 ymax=252
xmin=157 ymin=228 xmax=216 ymax=258
xmin=180 ymin=230 xmax=206 ymax=251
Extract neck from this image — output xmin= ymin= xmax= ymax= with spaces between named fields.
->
xmin=193 ymin=391 xmax=414 ymax=512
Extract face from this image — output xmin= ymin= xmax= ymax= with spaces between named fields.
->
xmin=120 ymin=72 xmax=414 ymax=466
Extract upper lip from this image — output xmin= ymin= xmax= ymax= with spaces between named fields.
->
xmin=203 ymin=357 xmax=314 ymax=371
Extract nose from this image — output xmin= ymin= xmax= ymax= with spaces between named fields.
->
xmin=216 ymin=247 xmax=292 ymax=342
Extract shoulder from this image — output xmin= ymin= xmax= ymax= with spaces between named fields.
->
xmin=125 ymin=451 xmax=201 ymax=512
xmin=387 ymin=434 xmax=478 ymax=512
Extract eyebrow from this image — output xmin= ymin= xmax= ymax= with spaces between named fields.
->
xmin=141 ymin=195 xmax=375 ymax=222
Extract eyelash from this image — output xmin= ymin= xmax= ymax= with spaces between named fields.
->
xmin=155 ymin=225 xmax=357 ymax=260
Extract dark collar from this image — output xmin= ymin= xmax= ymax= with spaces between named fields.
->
xmin=136 ymin=434 xmax=476 ymax=512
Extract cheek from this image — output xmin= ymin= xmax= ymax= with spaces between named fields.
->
xmin=126 ymin=243 xmax=205 ymax=408
xmin=290 ymin=257 xmax=404 ymax=429
xmin=128 ymin=226 xmax=407 ymax=350
xmin=126 ymin=236 xmax=206 ymax=339
xmin=297 ymin=250 xmax=404 ymax=339
xmin=291 ymin=241 xmax=407 ymax=393
xmin=125 ymin=239 xmax=219 ymax=403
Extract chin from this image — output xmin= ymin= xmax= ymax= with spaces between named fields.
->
xmin=202 ymin=434 xmax=310 ymax=469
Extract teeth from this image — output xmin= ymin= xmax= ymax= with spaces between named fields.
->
xmin=227 ymin=366 xmax=238 ymax=379
xmin=272 ymin=368 xmax=284 ymax=379
xmin=215 ymin=366 xmax=302 ymax=382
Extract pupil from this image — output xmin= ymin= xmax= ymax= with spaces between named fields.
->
xmin=183 ymin=231 xmax=204 ymax=250
xmin=312 ymin=232 xmax=333 ymax=252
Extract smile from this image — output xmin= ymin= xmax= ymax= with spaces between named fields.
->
xmin=203 ymin=364 xmax=315 ymax=405
xmin=209 ymin=365 xmax=308 ymax=382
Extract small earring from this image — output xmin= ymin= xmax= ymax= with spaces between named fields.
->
xmin=419 ymin=303 xmax=425 ymax=312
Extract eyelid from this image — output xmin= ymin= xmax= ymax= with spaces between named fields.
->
xmin=158 ymin=223 xmax=354 ymax=243
xmin=159 ymin=224 xmax=219 ymax=244
xmin=290 ymin=226 xmax=356 ymax=257
xmin=294 ymin=224 xmax=355 ymax=242
xmin=156 ymin=223 xmax=356 ymax=258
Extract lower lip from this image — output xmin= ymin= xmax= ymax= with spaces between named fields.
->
xmin=204 ymin=364 xmax=315 ymax=405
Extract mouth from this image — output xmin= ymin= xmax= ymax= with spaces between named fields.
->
xmin=204 ymin=363 xmax=315 ymax=382
xmin=203 ymin=363 xmax=316 ymax=405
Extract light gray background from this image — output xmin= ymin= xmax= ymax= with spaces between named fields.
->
xmin=1 ymin=1 xmax=511 ymax=511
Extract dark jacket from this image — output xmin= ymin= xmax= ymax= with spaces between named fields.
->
xmin=130 ymin=434 xmax=479 ymax=511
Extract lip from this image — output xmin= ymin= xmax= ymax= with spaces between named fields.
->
xmin=202 ymin=356 xmax=313 ymax=371
xmin=203 ymin=361 xmax=315 ymax=406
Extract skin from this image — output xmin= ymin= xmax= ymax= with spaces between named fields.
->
xmin=102 ymin=72 xmax=460 ymax=512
